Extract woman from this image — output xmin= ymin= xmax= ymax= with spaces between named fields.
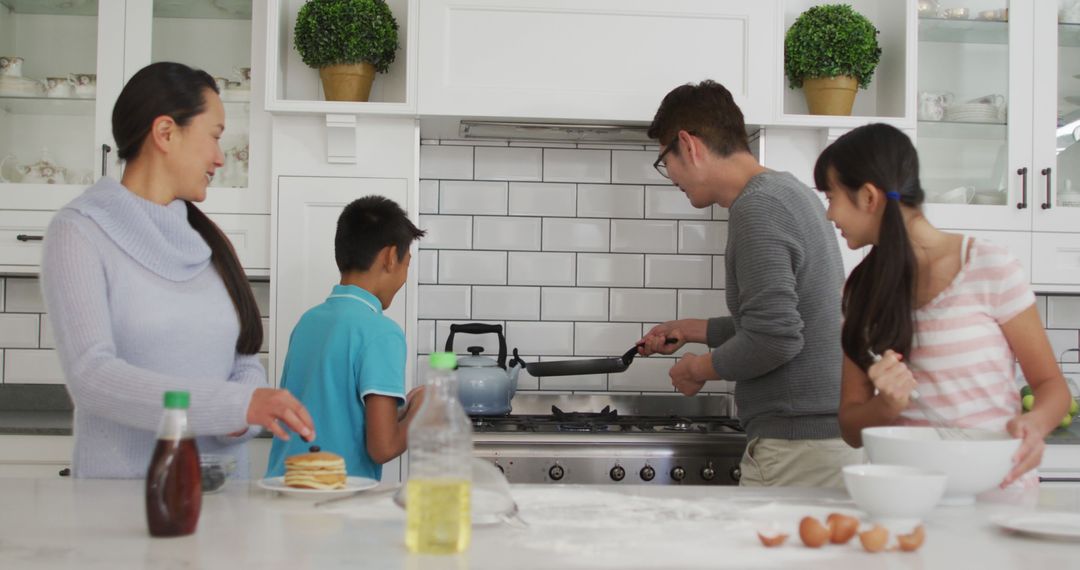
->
xmin=41 ymin=62 xmax=314 ymax=478
xmin=815 ymin=123 xmax=1070 ymax=488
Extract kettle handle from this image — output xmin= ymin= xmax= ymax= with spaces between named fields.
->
xmin=445 ymin=323 xmax=507 ymax=369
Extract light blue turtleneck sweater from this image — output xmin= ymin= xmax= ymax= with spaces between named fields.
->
xmin=40 ymin=177 xmax=264 ymax=478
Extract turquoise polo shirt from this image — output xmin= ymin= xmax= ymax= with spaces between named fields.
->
xmin=265 ymin=285 xmax=406 ymax=480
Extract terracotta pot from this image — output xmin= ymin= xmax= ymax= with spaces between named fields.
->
xmin=802 ymin=76 xmax=858 ymax=116
xmin=318 ymin=63 xmax=376 ymax=102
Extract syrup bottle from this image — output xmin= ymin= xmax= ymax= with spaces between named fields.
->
xmin=146 ymin=391 xmax=201 ymax=537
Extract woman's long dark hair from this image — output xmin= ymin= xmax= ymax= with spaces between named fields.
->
xmin=813 ymin=123 xmax=925 ymax=371
xmin=112 ymin=62 xmax=262 ymax=355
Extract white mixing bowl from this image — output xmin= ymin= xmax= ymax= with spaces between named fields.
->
xmin=862 ymin=426 xmax=1020 ymax=505
xmin=843 ymin=464 xmax=947 ymax=530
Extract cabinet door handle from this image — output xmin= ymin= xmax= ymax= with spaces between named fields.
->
xmin=1016 ymin=167 xmax=1028 ymax=209
xmin=101 ymin=143 xmax=111 ymax=177
xmin=16 ymin=234 xmax=44 ymax=242
xmin=1041 ymin=167 xmax=1052 ymax=210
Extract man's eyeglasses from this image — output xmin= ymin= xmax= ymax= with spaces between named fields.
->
xmin=653 ymin=138 xmax=679 ymax=180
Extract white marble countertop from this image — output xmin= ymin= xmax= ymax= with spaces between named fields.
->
xmin=1 ymin=478 xmax=1079 ymax=569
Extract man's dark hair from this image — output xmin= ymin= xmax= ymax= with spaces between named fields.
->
xmin=647 ymin=80 xmax=750 ymax=157
xmin=335 ymin=196 xmax=425 ymax=273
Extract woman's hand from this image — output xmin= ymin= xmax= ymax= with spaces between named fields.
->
xmin=246 ymin=388 xmax=315 ymax=441
xmin=867 ymin=350 xmax=917 ymax=412
xmin=638 ymin=322 xmax=686 ymax=356
xmin=1001 ymin=413 xmax=1048 ymax=487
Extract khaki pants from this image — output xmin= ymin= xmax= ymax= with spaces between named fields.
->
xmin=739 ymin=437 xmax=865 ymax=488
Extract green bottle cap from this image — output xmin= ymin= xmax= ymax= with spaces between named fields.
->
xmin=163 ymin=391 xmax=190 ymax=409
xmin=429 ymin=352 xmax=457 ymax=370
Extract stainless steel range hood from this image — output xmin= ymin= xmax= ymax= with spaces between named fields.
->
xmin=459 ymin=120 xmax=653 ymax=143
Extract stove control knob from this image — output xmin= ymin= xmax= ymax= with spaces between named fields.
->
xmin=700 ymin=462 xmax=716 ymax=482
xmin=609 ymin=465 xmax=626 ymax=482
xmin=548 ymin=464 xmax=564 ymax=481
xmin=730 ymin=465 xmax=741 ymax=482
xmin=670 ymin=466 xmax=686 ymax=482
xmin=639 ymin=465 xmax=656 ymax=482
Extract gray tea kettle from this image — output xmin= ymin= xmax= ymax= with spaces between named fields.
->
xmin=444 ymin=323 xmax=524 ymax=416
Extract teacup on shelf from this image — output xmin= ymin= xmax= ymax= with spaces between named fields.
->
xmin=942 ymin=7 xmax=969 ymax=20
xmin=71 ymin=73 xmax=96 ymax=97
xmin=0 ymin=56 xmax=24 ymax=77
xmin=0 ymin=150 xmax=68 ymax=184
xmin=44 ymin=76 xmax=74 ymax=98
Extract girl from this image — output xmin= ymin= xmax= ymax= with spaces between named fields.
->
xmin=41 ymin=62 xmax=314 ymax=478
xmin=814 ymin=123 xmax=1070 ymax=487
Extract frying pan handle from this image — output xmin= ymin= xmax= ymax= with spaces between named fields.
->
xmin=445 ymin=323 xmax=507 ymax=369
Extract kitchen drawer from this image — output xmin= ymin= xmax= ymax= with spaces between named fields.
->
xmin=0 ymin=210 xmax=54 ymax=273
xmin=1032 ymin=233 xmax=1080 ymax=290
xmin=0 ymin=435 xmax=72 ymax=478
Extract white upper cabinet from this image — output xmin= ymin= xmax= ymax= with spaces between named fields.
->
xmin=417 ymin=0 xmax=777 ymax=125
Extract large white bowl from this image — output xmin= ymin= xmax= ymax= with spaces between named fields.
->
xmin=843 ymin=464 xmax=947 ymax=530
xmin=862 ymin=426 xmax=1020 ymax=505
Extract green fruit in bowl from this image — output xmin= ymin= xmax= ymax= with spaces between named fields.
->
xmin=1062 ymin=414 xmax=1074 ymax=430
xmin=1021 ymin=394 xmax=1034 ymax=412
xmin=1021 ymin=385 xmax=1033 ymax=398
xmin=1070 ymin=399 xmax=1079 ymax=416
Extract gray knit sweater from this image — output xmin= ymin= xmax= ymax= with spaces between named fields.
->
xmin=40 ymin=178 xmax=263 ymax=478
xmin=706 ymin=171 xmax=844 ymax=441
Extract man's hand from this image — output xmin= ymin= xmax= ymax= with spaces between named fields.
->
xmin=670 ymin=353 xmax=715 ymax=396
xmin=638 ymin=322 xmax=686 ymax=356
xmin=246 ymin=388 xmax=315 ymax=441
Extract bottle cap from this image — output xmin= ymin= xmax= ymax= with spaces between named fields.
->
xmin=429 ymin=352 xmax=457 ymax=370
xmin=163 ymin=391 xmax=190 ymax=409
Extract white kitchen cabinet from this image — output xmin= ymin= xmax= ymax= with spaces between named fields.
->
xmin=920 ymin=1 xmax=1080 ymax=291
xmin=0 ymin=0 xmax=271 ymax=273
xmin=417 ymin=0 xmax=777 ymax=125
xmin=0 ymin=435 xmax=71 ymax=478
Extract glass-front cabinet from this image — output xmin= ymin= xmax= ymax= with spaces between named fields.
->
xmin=920 ymin=1 xmax=1080 ymax=289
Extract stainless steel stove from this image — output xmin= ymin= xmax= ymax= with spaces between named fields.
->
xmin=472 ymin=394 xmax=746 ymax=485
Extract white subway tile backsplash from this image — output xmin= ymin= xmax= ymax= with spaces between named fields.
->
xmin=418 ymin=250 xmax=438 ymax=284
xmin=0 ymin=314 xmax=39 ymax=348
xmin=475 ymin=147 xmax=543 ymax=181
xmin=612 ymin=150 xmax=669 ymax=185
xmin=420 ymin=145 xmax=473 ymax=179
xmin=510 ymin=141 xmax=575 ymax=148
xmin=6 ymin=278 xmax=43 ymax=312
xmin=509 ymin=183 xmax=576 ymax=217
xmin=577 ymin=184 xmax=644 ymax=219
xmin=1047 ymin=329 xmax=1079 ymax=362
xmin=678 ymin=290 xmax=728 ymax=320
xmin=418 ymin=285 xmax=471 ymax=319
xmin=474 ymin=217 xmax=542 ymax=251
xmin=645 ymin=186 xmax=710 ymax=219
xmin=543 ymin=149 xmax=611 ymax=183
xmin=437 ymin=321 xmax=506 ymax=356
xmin=542 ymin=288 xmax=608 ymax=322
xmin=40 ymin=315 xmax=54 ymax=349
xmin=1047 ymin=297 xmax=1080 ymax=329
xmin=419 ymin=216 xmax=473 ymax=250
xmin=712 ymin=256 xmax=727 ymax=289
xmin=438 ymin=251 xmax=507 ymax=285
xmin=441 ymin=139 xmax=508 ymax=147
xmin=417 ymin=320 xmax=435 ymax=354
xmin=419 ymin=180 xmax=439 ymax=214
xmin=610 ymin=289 xmax=676 ymax=322
xmin=439 ymin=181 xmax=507 ymax=215
xmin=575 ymin=322 xmax=642 ymax=356
xmin=506 ymin=321 xmax=574 ymax=355
xmin=679 ymin=221 xmax=728 ymax=254
xmin=473 ymin=286 xmax=540 ymax=320
xmin=645 ymin=255 xmax=711 ymax=288
xmin=577 ymin=254 xmax=643 ymax=287
xmin=251 ymin=281 xmax=270 ymax=318
xmin=4 ymin=349 xmax=65 ymax=384
xmin=611 ymin=220 xmax=677 ymax=253
xmin=508 ymin=252 xmax=576 ymax=286
xmin=609 ymin=357 xmax=675 ymax=392
xmin=542 ymin=218 xmax=609 ymax=252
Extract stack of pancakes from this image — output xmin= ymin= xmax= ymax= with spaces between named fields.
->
xmin=284 ymin=450 xmax=347 ymax=490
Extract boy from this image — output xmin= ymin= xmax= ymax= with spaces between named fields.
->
xmin=266 ymin=196 xmax=426 ymax=480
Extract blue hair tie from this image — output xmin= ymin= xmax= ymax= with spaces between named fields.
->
xmin=886 ymin=191 xmax=901 ymax=201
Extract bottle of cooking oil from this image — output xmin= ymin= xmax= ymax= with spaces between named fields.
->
xmin=406 ymin=352 xmax=473 ymax=554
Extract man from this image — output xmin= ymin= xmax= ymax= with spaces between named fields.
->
xmin=637 ymin=80 xmax=862 ymax=487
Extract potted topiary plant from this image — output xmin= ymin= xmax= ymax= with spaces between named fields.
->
xmin=293 ymin=0 xmax=399 ymax=102
xmin=784 ymin=4 xmax=882 ymax=116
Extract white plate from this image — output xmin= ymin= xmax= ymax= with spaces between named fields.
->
xmin=992 ymin=512 xmax=1080 ymax=540
xmin=257 ymin=476 xmax=379 ymax=500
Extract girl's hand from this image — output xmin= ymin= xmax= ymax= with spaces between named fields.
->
xmin=867 ymin=350 xmax=917 ymax=412
xmin=1001 ymin=413 xmax=1047 ymax=487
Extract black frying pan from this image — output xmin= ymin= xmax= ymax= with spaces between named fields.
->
xmin=520 ymin=338 xmax=678 ymax=377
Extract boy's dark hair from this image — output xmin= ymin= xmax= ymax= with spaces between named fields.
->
xmin=647 ymin=80 xmax=751 ymax=156
xmin=335 ymin=196 xmax=425 ymax=273
xmin=813 ymin=123 xmax=925 ymax=371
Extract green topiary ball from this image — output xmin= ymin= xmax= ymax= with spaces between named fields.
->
xmin=294 ymin=0 xmax=399 ymax=73
xmin=784 ymin=4 xmax=882 ymax=90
